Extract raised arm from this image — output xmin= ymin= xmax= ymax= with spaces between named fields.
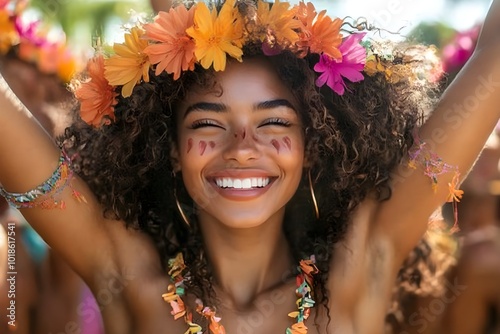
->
xmin=0 ymin=74 xmax=115 ymax=282
xmin=375 ymin=0 xmax=500 ymax=263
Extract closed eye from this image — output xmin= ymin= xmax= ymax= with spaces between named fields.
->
xmin=259 ymin=118 xmax=291 ymax=127
xmin=190 ymin=119 xmax=225 ymax=130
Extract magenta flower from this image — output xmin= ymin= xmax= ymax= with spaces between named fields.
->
xmin=442 ymin=25 xmax=480 ymax=73
xmin=314 ymin=33 xmax=367 ymax=95
xmin=15 ymin=16 xmax=47 ymax=47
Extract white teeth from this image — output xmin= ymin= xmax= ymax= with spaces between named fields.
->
xmin=242 ymin=179 xmax=252 ymax=189
xmin=214 ymin=177 xmax=271 ymax=189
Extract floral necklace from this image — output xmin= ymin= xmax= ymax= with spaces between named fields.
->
xmin=162 ymin=253 xmax=319 ymax=334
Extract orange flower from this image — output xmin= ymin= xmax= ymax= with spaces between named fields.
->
xmin=105 ymin=26 xmax=150 ymax=97
xmin=186 ymin=0 xmax=244 ymax=71
xmin=209 ymin=320 xmax=226 ymax=334
xmin=364 ymin=54 xmax=386 ymax=76
xmin=288 ymin=321 xmax=308 ymax=334
xmin=295 ymin=2 xmax=342 ymax=59
xmin=299 ymin=259 xmax=319 ymax=276
xmin=35 ymin=41 xmax=77 ymax=82
xmin=144 ymin=6 xmax=196 ymax=80
xmin=38 ymin=44 xmax=61 ymax=74
xmin=256 ymin=0 xmax=300 ymax=46
xmin=447 ymin=172 xmax=464 ymax=203
xmin=75 ymin=55 xmax=118 ymax=127
xmin=56 ymin=50 xmax=78 ymax=83
xmin=0 ymin=10 xmax=18 ymax=54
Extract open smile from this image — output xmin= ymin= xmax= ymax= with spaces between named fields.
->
xmin=207 ymin=173 xmax=277 ymax=200
xmin=214 ymin=177 xmax=271 ymax=189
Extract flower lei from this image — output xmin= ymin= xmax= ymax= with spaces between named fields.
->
xmin=163 ymin=253 xmax=319 ymax=334
xmin=0 ymin=0 xmax=78 ymax=82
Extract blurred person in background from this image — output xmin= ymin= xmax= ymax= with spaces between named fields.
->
xmin=0 ymin=1 xmax=104 ymax=333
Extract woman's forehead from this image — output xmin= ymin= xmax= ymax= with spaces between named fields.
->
xmin=182 ymin=58 xmax=298 ymax=106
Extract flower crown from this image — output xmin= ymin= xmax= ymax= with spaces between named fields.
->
xmin=75 ymin=0 xmax=441 ymax=128
xmin=0 ymin=0 xmax=78 ymax=82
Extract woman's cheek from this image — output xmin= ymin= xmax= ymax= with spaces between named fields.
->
xmin=186 ymin=138 xmax=193 ymax=154
xmin=185 ymin=138 xmax=217 ymax=156
xmin=283 ymin=136 xmax=292 ymax=150
xmin=269 ymin=136 xmax=294 ymax=154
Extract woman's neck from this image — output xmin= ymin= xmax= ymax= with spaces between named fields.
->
xmin=198 ymin=209 xmax=294 ymax=310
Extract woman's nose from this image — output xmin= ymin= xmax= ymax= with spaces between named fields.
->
xmin=221 ymin=129 xmax=262 ymax=163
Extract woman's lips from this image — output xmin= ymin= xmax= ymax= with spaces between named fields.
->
xmin=206 ymin=171 xmax=277 ymax=201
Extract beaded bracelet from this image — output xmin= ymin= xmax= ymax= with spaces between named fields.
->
xmin=407 ymin=133 xmax=463 ymax=233
xmin=0 ymin=150 xmax=86 ymax=209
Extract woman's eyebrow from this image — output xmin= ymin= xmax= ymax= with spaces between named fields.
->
xmin=255 ymin=99 xmax=296 ymax=112
xmin=183 ymin=102 xmax=227 ymax=118
xmin=183 ymin=99 xmax=296 ymax=118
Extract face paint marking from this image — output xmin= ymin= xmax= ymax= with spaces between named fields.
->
xmin=242 ymin=129 xmax=246 ymax=139
xmin=208 ymin=141 xmax=216 ymax=149
xmin=199 ymin=140 xmax=208 ymax=156
xmin=187 ymin=138 xmax=193 ymax=154
xmin=271 ymin=139 xmax=281 ymax=154
xmin=283 ymin=136 xmax=292 ymax=150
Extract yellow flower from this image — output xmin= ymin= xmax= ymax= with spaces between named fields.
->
xmin=105 ymin=26 xmax=150 ymax=97
xmin=256 ymin=0 xmax=300 ymax=46
xmin=364 ymin=54 xmax=385 ymax=76
xmin=186 ymin=0 xmax=244 ymax=71
xmin=0 ymin=10 xmax=18 ymax=54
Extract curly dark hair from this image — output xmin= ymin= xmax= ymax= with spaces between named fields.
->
xmin=59 ymin=2 xmax=442 ymax=327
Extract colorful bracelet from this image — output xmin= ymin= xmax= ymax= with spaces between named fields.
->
xmin=408 ymin=135 xmax=462 ymax=196
xmin=0 ymin=150 xmax=86 ymax=209
xmin=407 ymin=133 xmax=463 ymax=233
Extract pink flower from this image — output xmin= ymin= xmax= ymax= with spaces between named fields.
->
xmin=314 ymin=33 xmax=367 ymax=95
xmin=442 ymin=25 xmax=480 ymax=73
xmin=15 ymin=16 xmax=47 ymax=47
xmin=0 ymin=0 xmax=8 ymax=10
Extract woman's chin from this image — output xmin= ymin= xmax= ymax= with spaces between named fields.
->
xmin=199 ymin=207 xmax=284 ymax=231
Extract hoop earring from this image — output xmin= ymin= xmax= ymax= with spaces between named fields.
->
xmin=308 ymin=170 xmax=320 ymax=220
xmin=174 ymin=189 xmax=191 ymax=228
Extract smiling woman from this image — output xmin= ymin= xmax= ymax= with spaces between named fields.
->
xmin=1 ymin=0 xmax=500 ymax=333
xmin=176 ymin=58 xmax=305 ymax=230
